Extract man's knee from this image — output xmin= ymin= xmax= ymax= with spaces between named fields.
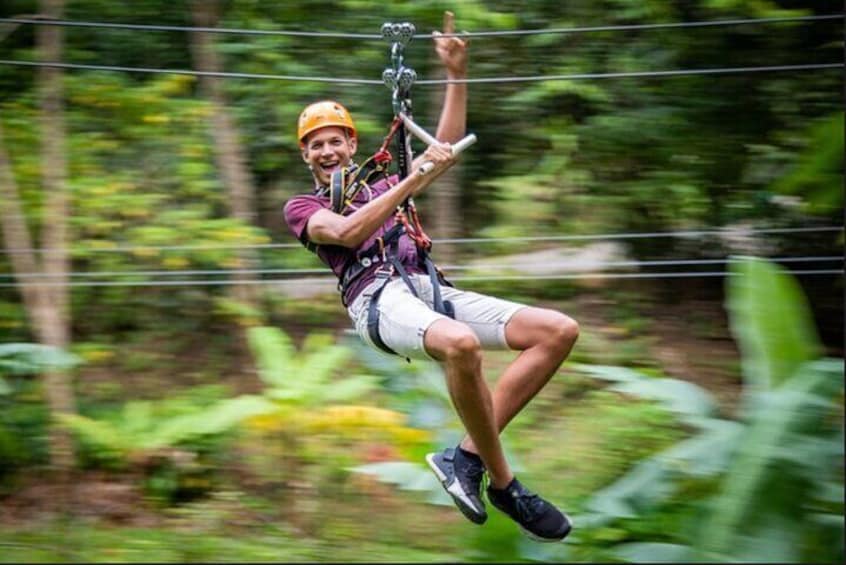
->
xmin=425 ymin=319 xmax=481 ymax=363
xmin=446 ymin=331 xmax=482 ymax=362
xmin=551 ymin=313 xmax=579 ymax=346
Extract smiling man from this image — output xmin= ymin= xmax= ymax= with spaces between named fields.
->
xmin=282 ymin=12 xmax=577 ymax=543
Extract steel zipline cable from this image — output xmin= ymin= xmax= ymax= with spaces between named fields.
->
xmin=0 ymin=18 xmax=841 ymax=288
xmin=1 ymin=255 xmax=841 ymax=281
xmin=0 ymin=13 xmax=841 ymax=39
xmin=0 ymin=59 xmax=841 ymax=85
xmin=2 ymin=13 xmax=841 ymax=83
xmin=0 ymin=269 xmax=841 ymax=288
xmin=1 ymin=225 xmax=841 ymax=255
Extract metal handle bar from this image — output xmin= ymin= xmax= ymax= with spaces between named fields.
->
xmin=398 ymin=113 xmax=477 ymax=174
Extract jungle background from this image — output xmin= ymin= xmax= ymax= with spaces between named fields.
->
xmin=0 ymin=0 xmax=843 ymax=562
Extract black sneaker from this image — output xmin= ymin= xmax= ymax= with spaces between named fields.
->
xmin=487 ymin=477 xmax=572 ymax=542
xmin=426 ymin=446 xmax=487 ymax=524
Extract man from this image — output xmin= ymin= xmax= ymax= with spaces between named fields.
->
xmin=283 ymin=13 xmax=578 ymax=542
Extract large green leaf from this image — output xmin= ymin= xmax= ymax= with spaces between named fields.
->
xmin=294 ymin=344 xmax=353 ymax=400
xmin=57 ymin=413 xmax=130 ymax=455
xmin=586 ymin=459 xmax=672 ymax=518
xmin=658 ymin=418 xmax=743 ymax=477
xmin=0 ymin=343 xmax=82 ymax=375
xmin=146 ymin=394 xmax=277 ymax=449
xmin=698 ymin=358 xmax=842 ymax=556
xmin=574 ymin=363 xmax=718 ymax=421
xmin=247 ymin=326 xmax=295 ymax=388
xmin=725 ymin=257 xmax=821 ymax=390
xmin=609 ymin=378 xmax=717 ymax=421
xmin=322 ymin=374 xmax=379 ymax=403
xmin=570 ymin=363 xmax=646 ymax=384
xmin=348 ymin=461 xmax=451 ymax=506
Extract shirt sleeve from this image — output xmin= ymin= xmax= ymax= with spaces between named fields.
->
xmin=283 ymin=195 xmax=328 ymax=246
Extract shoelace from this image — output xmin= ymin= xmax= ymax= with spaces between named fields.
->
xmin=513 ymin=489 xmax=547 ymax=523
xmin=458 ymin=460 xmax=485 ymax=493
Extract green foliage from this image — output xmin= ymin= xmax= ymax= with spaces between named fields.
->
xmin=0 ymin=0 xmax=842 ymax=559
xmin=58 ymin=386 xmax=276 ymax=466
xmin=0 ymin=344 xmax=81 ymax=477
xmin=0 ymin=379 xmax=50 ymax=478
xmin=574 ymin=257 xmax=844 ymax=563
xmin=0 ymin=343 xmax=82 ymax=376
xmin=246 ymin=326 xmax=379 ymax=405
xmin=726 ymin=256 xmax=822 ymax=389
xmin=774 ymin=112 xmax=844 ymax=214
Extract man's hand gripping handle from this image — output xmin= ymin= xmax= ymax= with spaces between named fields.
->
xmin=398 ymin=113 xmax=477 ymax=175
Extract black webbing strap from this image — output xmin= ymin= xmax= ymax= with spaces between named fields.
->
xmin=366 ymin=270 xmax=398 ymax=356
xmin=364 ymin=239 xmax=418 ymax=362
xmin=338 ymin=223 xmax=405 ymax=303
xmin=423 ymin=249 xmax=454 ymax=319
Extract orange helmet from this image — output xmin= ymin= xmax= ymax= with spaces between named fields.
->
xmin=297 ymin=100 xmax=357 ymax=147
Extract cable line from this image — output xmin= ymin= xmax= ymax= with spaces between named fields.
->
xmin=0 ymin=59 xmax=382 ymax=85
xmin=0 ymin=269 xmax=840 ymax=288
xmin=1 ymin=59 xmax=840 ymax=85
xmin=435 ymin=225 xmax=844 ymax=244
xmin=1 ymin=226 xmax=841 ymax=255
xmin=1 ymin=13 xmax=840 ymax=40
xmin=426 ymin=14 xmax=844 ymax=38
xmin=1 ymin=255 xmax=840 ymax=280
xmin=0 ymin=16 xmax=384 ymax=39
xmin=453 ymin=269 xmax=843 ymax=282
xmin=416 ymin=63 xmax=843 ymax=85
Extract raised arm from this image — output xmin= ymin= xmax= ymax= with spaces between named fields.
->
xmin=432 ymin=11 xmax=468 ymax=143
xmin=409 ymin=11 xmax=468 ymax=176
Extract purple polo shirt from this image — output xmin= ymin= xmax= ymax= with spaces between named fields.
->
xmin=283 ymin=175 xmax=425 ymax=305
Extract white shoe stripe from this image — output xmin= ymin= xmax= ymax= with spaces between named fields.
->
xmin=446 ymin=479 xmax=481 ymax=513
xmin=425 ymin=454 xmax=448 ymax=482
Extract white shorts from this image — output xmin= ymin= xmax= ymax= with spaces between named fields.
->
xmin=347 ymin=273 xmax=526 ymax=361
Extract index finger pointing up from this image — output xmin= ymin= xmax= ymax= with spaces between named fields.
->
xmin=442 ymin=11 xmax=455 ymax=35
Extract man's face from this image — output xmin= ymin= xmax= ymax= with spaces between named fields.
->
xmin=301 ymin=126 xmax=357 ymax=186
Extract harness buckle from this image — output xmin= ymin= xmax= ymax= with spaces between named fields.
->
xmin=374 ymin=263 xmax=395 ymax=280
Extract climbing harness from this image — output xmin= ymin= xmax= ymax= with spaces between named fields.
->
xmin=315 ymin=118 xmax=400 ymax=215
xmin=310 ymin=21 xmax=477 ymax=358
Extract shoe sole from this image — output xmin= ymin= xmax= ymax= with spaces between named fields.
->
xmin=425 ymin=453 xmax=487 ymax=525
xmin=518 ymin=516 xmax=573 ymax=543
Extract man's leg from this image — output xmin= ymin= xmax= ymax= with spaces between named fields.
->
xmin=459 ymin=306 xmax=579 ymax=454
xmin=423 ymin=317 xmax=514 ymax=489
xmin=424 ymin=307 xmax=575 ymax=541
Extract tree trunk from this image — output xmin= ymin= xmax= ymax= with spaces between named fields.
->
xmin=188 ymin=0 xmax=261 ymax=313
xmin=428 ymin=65 xmax=461 ymax=265
xmin=0 ymin=0 xmax=77 ymax=470
xmin=430 ymin=168 xmax=461 ymax=265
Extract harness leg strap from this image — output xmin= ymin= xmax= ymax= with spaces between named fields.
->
xmin=424 ymin=255 xmax=455 ymax=319
xmin=365 ymin=272 xmax=410 ymax=362
xmin=366 ymin=283 xmax=396 ymax=356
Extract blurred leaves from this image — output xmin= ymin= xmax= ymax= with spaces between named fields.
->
xmin=575 ymin=257 xmax=844 ymax=563
xmin=773 ymin=112 xmax=844 ymax=215
xmin=0 ymin=343 xmax=82 ymax=376
xmin=0 ymin=1 xmax=842 ymax=561
xmin=246 ymin=326 xmax=379 ymax=405
xmin=726 ymin=256 xmax=821 ymax=389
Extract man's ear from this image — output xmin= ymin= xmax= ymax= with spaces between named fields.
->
xmin=301 ymin=147 xmax=310 ymax=163
xmin=349 ymin=136 xmax=358 ymax=156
